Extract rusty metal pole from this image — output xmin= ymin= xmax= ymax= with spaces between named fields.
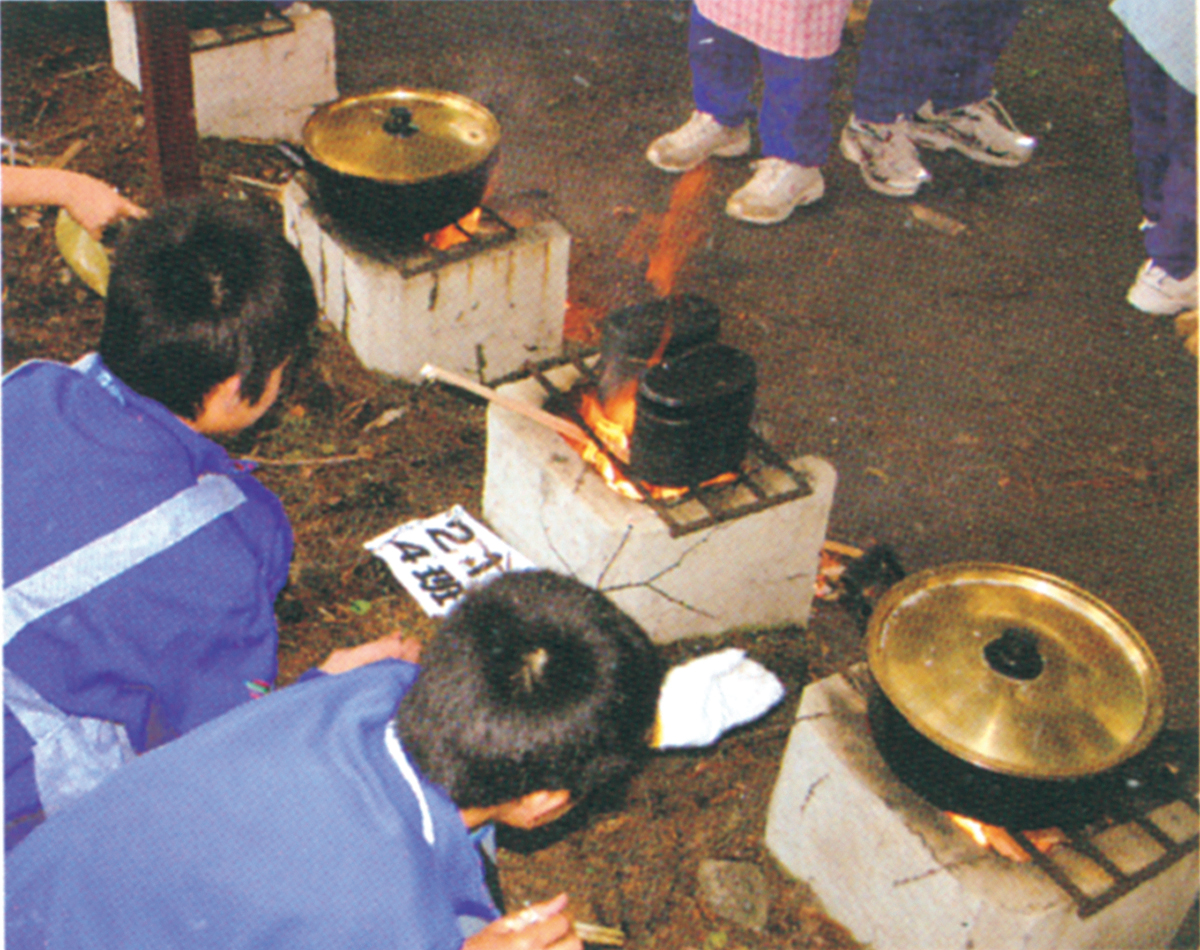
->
xmin=133 ymin=2 xmax=201 ymax=199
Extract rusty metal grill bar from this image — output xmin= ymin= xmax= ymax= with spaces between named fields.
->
xmin=1010 ymin=795 xmax=1198 ymax=919
xmin=190 ymin=8 xmax=294 ymax=52
xmin=398 ymin=206 xmax=519 ymax=278
xmin=527 ymin=358 xmax=811 ymax=538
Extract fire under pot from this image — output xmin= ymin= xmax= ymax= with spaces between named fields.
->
xmin=481 ymin=352 xmax=835 ymax=644
xmin=765 ymin=667 xmax=1199 ymax=950
xmin=282 ymin=175 xmax=568 ymax=384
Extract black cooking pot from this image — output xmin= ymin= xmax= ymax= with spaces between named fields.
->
xmin=842 ymin=552 xmax=1166 ymax=829
xmin=301 ymin=88 xmax=500 ymax=245
xmin=628 ymin=343 xmax=756 ymax=487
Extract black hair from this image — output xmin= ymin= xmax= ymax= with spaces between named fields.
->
xmin=396 ymin=570 xmax=664 ymax=810
xmin=99 ymin=196 xmax=317 ymax=420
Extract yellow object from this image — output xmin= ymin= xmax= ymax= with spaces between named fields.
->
xmin=55 ymin=207 xmax=109 ymax=297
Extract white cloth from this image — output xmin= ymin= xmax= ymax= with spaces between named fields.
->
xmin=695 ymin=0 xmax=854 ymax=59
xmin=655 ymin=648 xmax=786 ymax=749
xmin=1111 ymin=0 xmax=1196 ymax=94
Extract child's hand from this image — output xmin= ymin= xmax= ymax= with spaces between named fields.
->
xmin=62 ymin=174 xmax=146 ymax=240
xmin=464 ymin=895 xmax=581 ymax=950
xmin=319 ymin=630 xmax=422 ymax=674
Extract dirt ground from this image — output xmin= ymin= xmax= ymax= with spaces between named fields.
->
xmin=2 ymin=3 xmax=1196 ymax=948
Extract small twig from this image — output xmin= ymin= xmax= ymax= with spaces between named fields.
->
xmin=574 ymin=922 xmax=625 ymax=946
xmin=45 ymin=139 xmax=87 ymax=170
xmin=229 ymin=173 xmax=285 ymax=194
xmin=29 ymin=120 xmax=94 ymax=151
xmin=56 ymin=61 xmax=105 ymax=80
xmin=245 ymin=452 xmax=367 ymax=467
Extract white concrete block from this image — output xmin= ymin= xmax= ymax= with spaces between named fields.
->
xmin=105 ymin=2 xmax=337 ymax=143
xmin=764 ymin=670 xmax=1199 ymax=950
xmin=481 ymin=363 xmax=835 ymax=644
xmin=282 ymin=179 xmax=569 ymax=384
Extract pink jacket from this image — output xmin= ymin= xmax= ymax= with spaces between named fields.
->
xmin=695 ymin=0 xmax=854 ymax=58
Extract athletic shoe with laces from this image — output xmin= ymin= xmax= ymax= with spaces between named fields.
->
xmin=1126 ymin=260 xmax=1198 ymax=315
xmin=908 ymin=96 xmax=1037 ymax=168
xmin=645 ymin=111 xmax=751 ymax=173
xmin=839 ymin=115 xmax=931 ymax=197
xmin=725 ymin=158 xmax=824 ymax=224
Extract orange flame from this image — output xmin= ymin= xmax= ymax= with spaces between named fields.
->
xmin=426 ymin=207 xmax=484 ymax=250
xmin=947 ymin=813 xmax=1067 ymax=863
xmin=619 ymin=166 xmax=716 ymax=298
xmin=645 ymin=165 xmax=715 ymax=297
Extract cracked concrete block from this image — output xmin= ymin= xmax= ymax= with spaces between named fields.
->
xmin=282 ymin=180 xmax=568 ymax=383
xmin=481 ymin=363 xmax=835 ymax=643
xmin=697 ymin=859 xmax=769 ymax=931
xmin=764 ymin=670 xmax=1199 ymax=950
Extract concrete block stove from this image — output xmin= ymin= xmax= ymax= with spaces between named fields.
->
xmin=283 ymin=179 xmax=569 ymax=385
xmin=765 ymin=667 xmax=1199 ymax=950
xmin=106 ymin=1 xmax=337 ymax=143
xmin=481 ymin=362 xmax=836 ymax=644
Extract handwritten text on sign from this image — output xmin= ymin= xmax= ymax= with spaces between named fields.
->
xmin=365 ymin=506 xmax=535 ymax=617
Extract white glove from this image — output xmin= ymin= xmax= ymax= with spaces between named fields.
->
xmin=654 ymin=648 xmax=785 ymax=749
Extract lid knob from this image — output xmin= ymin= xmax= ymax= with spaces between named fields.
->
xmin=383 ymin=106 xmax=419 ymax=138
xmin=984 ymin=627 xmax=1044 ymax=681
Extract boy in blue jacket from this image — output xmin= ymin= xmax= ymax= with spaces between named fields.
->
xmin=6 ymin=570 xmax=665 ymax=950
xmin=3 ymin=196 xmax=408 ymax=849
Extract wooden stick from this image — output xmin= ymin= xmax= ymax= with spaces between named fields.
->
xmin=419 ymin=364 xmax=588 ymax=442
xmin=46 ymin=139 xmax=87 ymax=170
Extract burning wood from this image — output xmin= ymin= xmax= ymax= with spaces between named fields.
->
xmin=425 ymin=206 xmax=484 ymax=250
xmin=947 ymin=812 xmax=1068 ymax=862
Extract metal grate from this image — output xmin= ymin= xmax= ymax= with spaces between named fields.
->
xmin=292 ymin=172 xmax=520 ymax=276
xmin=840 ymin=665 xmax=1200 ymax=921
xmin=396 ymin=206 xmax=518 ymax=278
xmin=527 ymin=357 xmax=812 ymax=538
xmin=1012 ymin=773 xmax=1198 ymax=919
xmin=189 ymin=8 xmax=294 ymax=52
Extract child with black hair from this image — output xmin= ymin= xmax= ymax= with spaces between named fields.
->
xmin=3 ymin=196 xmax=412 ymax=850
xmin=6 ymin=570 xmax=665 ymax=950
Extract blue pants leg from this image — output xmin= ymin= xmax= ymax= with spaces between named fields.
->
xmin=854 ymin=0 xmax=1025 ymax=123
xmin=689 ymin=7 xmax=757 ymax=128
xmin=1123 ymin=33 xmax=1197 ymax=279
xmin=690 ymin=7 xmax=837 ymax=166
xmin=759 ymin=49 xmax=837 ymax=166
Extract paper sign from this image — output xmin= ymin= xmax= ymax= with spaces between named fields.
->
xmin=365 ymin=506 xmax=535 ymax=617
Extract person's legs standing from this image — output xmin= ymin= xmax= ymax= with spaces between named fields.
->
xmin=1123 ymin=32 xmax=1197 ymax=314
xmin=726 ymin=50 xmax=833 ymax=223
xmin=646 ymin=8 xmax=754 ymax=172
xmin=839 ymin=0 xmax=936 ymax=196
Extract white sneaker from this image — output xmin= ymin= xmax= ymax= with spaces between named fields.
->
xmin=646 ymin=111 xmax=751 ymax=173
xmin=839 ymin=115 xmax=931 ymax=197
xmin=725 ymin=159 xmax=824 ymax=224
xmin=909 ymin=96 xmax=1037 ymax=168
xmin=1126 ymin=260 xmax=1198 ymax=315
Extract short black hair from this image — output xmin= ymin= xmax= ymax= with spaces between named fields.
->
xmin=396 ymin=571 xmax=664 ymax=809
xmin=99 ymin=196 xmax=317 ymax=420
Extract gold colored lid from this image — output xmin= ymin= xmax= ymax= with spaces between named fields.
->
xmin=302 ymin=88 xmax=500 ymax=184
xmin=866 ymin=563 xmax=1165 ymax=780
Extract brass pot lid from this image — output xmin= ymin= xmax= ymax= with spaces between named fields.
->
xmin=302 ymin=88 xmax=500 ymax=185
xmin=866 ymin=563 xmax=1165 ymax=780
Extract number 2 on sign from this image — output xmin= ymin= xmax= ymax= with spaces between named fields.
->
xmin=427 ymin=519 xmax=475 ymax=553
